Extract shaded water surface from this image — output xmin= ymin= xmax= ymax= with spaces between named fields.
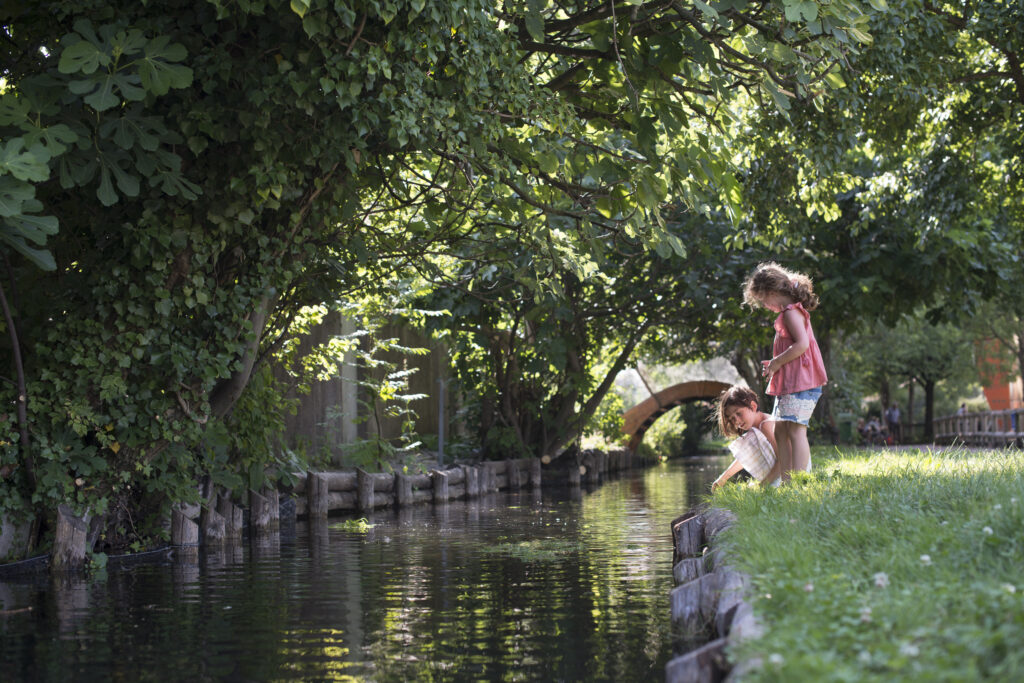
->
xmin=0 ymin=458 xmax=723 ymax=682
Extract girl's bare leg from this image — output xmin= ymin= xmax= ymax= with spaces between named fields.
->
xmin=791 ymin=424 xmax=810 ymax=472
xmin=774 ymin=421 xmax=794 ymax=482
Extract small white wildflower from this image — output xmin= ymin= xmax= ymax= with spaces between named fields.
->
xmin=803 ymin=582 xmax=815 ymax=592
xmin=983 ymin=526 xmax=994 ymax=535
xmin=899 ymin=643 xmax=920 ymax=657
xmin=763 ymin=593 xmax=772 ymax=600
xmin=1011 ymin=497 xmax=1018 ymax=504
xmin=874 ymin=572 xmax=889 ymax=588
xmin=919 ymin=554 xmax=932 ymax=566
xmin=859 ymin=606 xmax=873 ymax=623
xmin=789 ymin=518 xmax=798 ymax=524
xmin=993 ymin=504 xmax=1002 ymax=511
xmin=769 ymin=653 xmax=784 ymax=666
xmin=1003 ymin=583 xmax=1017 ymax=594
xmin=940 ymin=520 xmax=949 ymax=526
xmin=857 ymin=651 xmax=872 ymax=664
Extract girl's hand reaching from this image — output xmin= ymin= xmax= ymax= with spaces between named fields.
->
xmin=761 ymin=358 xmax=778 ymax=384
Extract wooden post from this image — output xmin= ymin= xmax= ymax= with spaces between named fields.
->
xmin=250 ymin=489 xmax=272 ymax=535
xmin=172 ymin=507 xmax=199 ymax=547
xmin=529 ymin=458 xmax=542 ymax=488
xmin=395 ymin=472 xmax=413 ymax=507
xmin=52 ymin=505 xmax=89 ymax=571
xmin=262 ymin=485 xmax=280 ymax=531
xmin=463 ymin=465 xmax=479 ymax=498
xmin=202 ymin=506 xmax=226 ymax=546
xmin=584 ymin=452 xmax=599 ymax=484
xmin=357 ymin=468 xmax=375 ymax=512
xmin=431 ymin=470 xmax=449 ymax=502
xmin=568 ymin=462 xmax=581 ymax=486
xmin=506 ymin=459 xmax=521 ymax=489
xmin=217 ymin=492 xmax=242 ymax=540
xmin=307 ymin=471 xmax=328 ymax=519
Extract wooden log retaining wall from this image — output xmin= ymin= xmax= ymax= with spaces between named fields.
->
xmin=156 ymin=449 xmax=649 ymax=567
xmin=288 ymin=450 xmax=643 ymax=518
xmin=30 ymin=448 xmax=649 ymax=573
xmin=666 ymin=507 xmax=762 ymax=683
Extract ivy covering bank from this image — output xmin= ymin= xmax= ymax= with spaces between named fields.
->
xmin=712 ymin=448 xmax=1024 ymax=681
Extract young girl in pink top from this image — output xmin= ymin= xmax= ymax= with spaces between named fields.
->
xmin=743 ymin=262 xmax=828 ymax=482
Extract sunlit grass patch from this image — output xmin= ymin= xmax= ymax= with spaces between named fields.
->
xmin=711 ymin=446 xmax=1024 ymax=681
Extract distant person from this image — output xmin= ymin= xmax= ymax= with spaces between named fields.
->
xmin=865 ymin=416 xmax=882 ymax=445
xmin=957 ymin=403 xmax=967 ymax=416
xmin=885 ymin=403 xmax=901 ymax=444
xmin=711 ymin=386 xmax=781 ymax=491
xmin=743 ymin=262 xmax=828 ymax=482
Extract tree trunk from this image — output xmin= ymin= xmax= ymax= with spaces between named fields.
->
xmin=209 ymin=293 xmax=276 ymax=419
xmin=906 ymin=378 xmax=915 ymax=443
xmin=879 ymin=376 xmax=891 ymax=415
xmin=923 ymin=380 xmax=936 ymax=443
xmin=0 ymin=274 xmax=34 ymax=488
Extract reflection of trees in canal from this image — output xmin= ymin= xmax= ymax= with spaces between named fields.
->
xmin=0 ymin=463 xmax=725 ymax=681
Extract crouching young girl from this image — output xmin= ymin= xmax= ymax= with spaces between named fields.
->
xmin=711 ymin=386 xmax=782 ymax=491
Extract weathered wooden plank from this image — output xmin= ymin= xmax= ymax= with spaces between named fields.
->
xmin=250 ymin=490 xmax=272 ymax=535
xmin=357 ymin=469 xmax=375 ymax=512
xmin=445 ymin=467 xmax=465 ymax=486
xmin=664 ymin=637 xmax=728 ymax=683
xmin=201 ymin=506 xmax=226 ymax=546
xmin=217 ymin=492 xmax=242 ymax=540
xmin=307 ymin=472 xmax=329 ymax=519
xmin=395 ymin=472 xmax=414 ymax=507
xmin=703 ymin=508 xmax=736 ymax=542
xmin=463 ymin=465 xmax=480 ymax=498
xmin=671 ymin=572 xmax=720 ymax=631
xmin=529 ymin=458 xmax=542 ymax=488
xmin=673 ymin=557 xmax=705 ymax=584
xmin=172 ymin=507 xmax=199 ymax=547
xmin=672 ymin=514 xmax=706 ymax=560
xmin=52 ymin=505 xmax=89 ymax=571
xmin=432 ymin=470 xmax=449 ymax=502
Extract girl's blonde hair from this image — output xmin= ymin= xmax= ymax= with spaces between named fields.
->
xmin=715 ymin=385 xmax=760 ymax=438
xmin=742 ymin=261 xmax=819 ymax=311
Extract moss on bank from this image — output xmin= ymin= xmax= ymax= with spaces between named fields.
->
xmin=711 ymin=446 xmax=1024 ymax=682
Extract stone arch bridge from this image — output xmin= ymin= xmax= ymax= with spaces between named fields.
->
xmin=621 ymin=380 xmax=732 ymax=453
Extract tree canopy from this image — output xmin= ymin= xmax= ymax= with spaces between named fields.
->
xmin=0 ymin=0 xmax=878 ymax=550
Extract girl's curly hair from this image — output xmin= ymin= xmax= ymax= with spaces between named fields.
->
xmin=742 ymin=261 xmax=819 ymax=311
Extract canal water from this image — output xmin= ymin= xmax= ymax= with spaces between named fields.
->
xmin=0 ymin=457 xmax=723 ymax=682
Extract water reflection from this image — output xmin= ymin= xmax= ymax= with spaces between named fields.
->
xmin=0 ymin=457 xmax=725 ymax=682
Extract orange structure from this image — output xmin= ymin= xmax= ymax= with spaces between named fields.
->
xmin=977 ymin=339 xmax=1023 ymax=411
xmin=621 ymin=380 xmax=731 ymax=452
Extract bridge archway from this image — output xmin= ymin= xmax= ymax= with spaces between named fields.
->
xmin=621 ymin=380 xmax=732 ymax=453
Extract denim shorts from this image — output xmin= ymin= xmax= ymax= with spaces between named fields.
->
xmin=770 ymin=386 xmax=823 ymax=426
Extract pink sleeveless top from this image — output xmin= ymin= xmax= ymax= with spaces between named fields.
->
xmin=767 ymin=302 xmax=828 ymax=396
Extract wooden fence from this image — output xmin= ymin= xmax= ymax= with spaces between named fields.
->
xmin=933 ymin=408 xmax=1024 ymax=447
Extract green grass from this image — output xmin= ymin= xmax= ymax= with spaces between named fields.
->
xmin=711 ymin=446 xmax=1024 ymax=682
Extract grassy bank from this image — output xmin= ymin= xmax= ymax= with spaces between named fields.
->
xmin=711 ymin=447 xmax=1024 ymax=682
